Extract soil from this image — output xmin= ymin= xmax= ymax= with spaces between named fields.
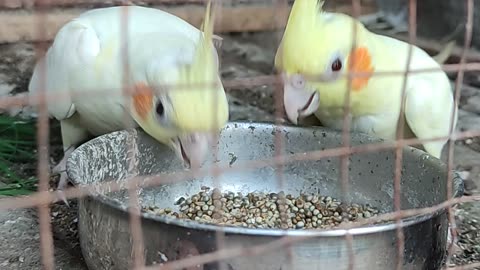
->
xmin=0 ymin=30 xmax=480 ymax=269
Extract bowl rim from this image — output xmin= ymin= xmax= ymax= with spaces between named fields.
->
xmin=67 ymin=121 xmax=462 ymax=237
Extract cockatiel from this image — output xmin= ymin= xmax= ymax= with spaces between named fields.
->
xmin=28 ymin=3 xmax=229 ymax=204
xmin=274 ymin=0 xmax=458 ymax=159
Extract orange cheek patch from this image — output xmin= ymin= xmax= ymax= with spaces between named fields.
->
xmin=132 ymin=83 xmax=153 ymax=120
xmin=348 ymin=47 xmax=374 ymax=91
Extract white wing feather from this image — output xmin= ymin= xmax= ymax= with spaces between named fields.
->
xmin=28 ymin=20 xmax=100 ymax=120
xmin=404 ymin=77 xmax=457 ymax=158
xmin=379 ymin=37 xmax=458 ymax=159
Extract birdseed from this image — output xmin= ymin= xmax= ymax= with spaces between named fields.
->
xmin=141 ymin=187 xmax=380 ymax=230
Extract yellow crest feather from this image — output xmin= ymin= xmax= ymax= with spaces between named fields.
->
xmin=285 ymin=0 xmax=325 ymax=36
xmin=190 ymin=0 xmax=216 ymax=81
xmin=288 ymin=0 xmax=324 ymax=25
xmin=169 ymin=0 xmax=228 ymax=132
xmin=276 ymin=0 xmax=325 ymax=71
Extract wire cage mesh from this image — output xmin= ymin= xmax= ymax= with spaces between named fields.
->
xmin=0 ymin=0 xmax=479 ymax=269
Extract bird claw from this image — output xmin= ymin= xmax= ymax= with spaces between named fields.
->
xmin=52 ymin=147 xmax=75 ymax=175
xmin=52 ymin=160 xmax=66 ymax=175
xmin=51 ymin=147 xmax=75 ymax=207
xmin=56 ymin=171 xmax=70 ymax=207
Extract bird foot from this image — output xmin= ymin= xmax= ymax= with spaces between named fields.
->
xmin=446 ymin=226 xmax=461 ymax=264
xmin=56 ymin=171 xmax=70 ymax=207
xmin=52 ymin=147 xmax=74 ymax=175
xmin=51 ymin=147 xmax=75 ymax=207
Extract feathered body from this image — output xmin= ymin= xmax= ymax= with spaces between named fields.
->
xmin=29 ymin=5 xmax=226 ymax=141
xmin=275 ymin=0 xmax=457 ymax=159
xmin=28 ymin=4 xmax=228 ymax=203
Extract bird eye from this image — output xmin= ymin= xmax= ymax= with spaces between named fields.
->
xmin=156 ymin=101 xmax=164 ymax=116
xmin=331 ymin=58 xmax=342 ymax=72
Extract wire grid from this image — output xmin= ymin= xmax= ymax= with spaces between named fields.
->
xmin=0 ymin=0 xmax=479 ymax=269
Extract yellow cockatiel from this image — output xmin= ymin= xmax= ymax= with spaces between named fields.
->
xmin=275 ymin=0 xmax=457 ymax=159
xmin=28 ymin=2 xmax=229 ymax=204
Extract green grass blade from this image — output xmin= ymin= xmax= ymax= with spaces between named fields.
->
xmin=0 ymin=115 xmax=38 ymax=196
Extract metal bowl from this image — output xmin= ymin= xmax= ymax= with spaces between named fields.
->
xmin=66 ymin=121 xmax=464 ymax=270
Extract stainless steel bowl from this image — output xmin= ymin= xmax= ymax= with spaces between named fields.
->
xmin=66 ymin=121 xmax=464 ymax=270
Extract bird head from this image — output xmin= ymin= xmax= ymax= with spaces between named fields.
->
xmin=128 ymin=1 xmax=228 ymax=169
xmin=274 ymin=0 xmax=375 ymax=124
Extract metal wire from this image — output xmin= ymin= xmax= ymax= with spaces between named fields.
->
xmin=272 ymin=0 xmax=293 ymax=264
xmin=117 ymin=3 xmax=148 ymax=268
xmin=445 ymin=0 xmax=475 ymax=267
xmin=33 ymin=1 xmax=55 ymax=269
xmin=210 ymin=1 xmax=228 ymax=269
xmin=393 ymin=0 xmax=417 ymax=267
xmin=1 ymin=0 xmax=479 ymax=269
xmin=342 ymin=0 xmax=362 ymax=268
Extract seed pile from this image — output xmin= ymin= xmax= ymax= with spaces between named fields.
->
xmin=142 ymin=187 xmax=380 ymax=230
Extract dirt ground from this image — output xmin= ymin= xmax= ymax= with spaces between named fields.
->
xmin=1 ymin=31 xmax=480 ymax=269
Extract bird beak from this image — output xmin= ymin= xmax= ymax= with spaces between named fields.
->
xmin=171 ymin=132 xmax=215 ymax=169
xmin=282 ymin=74 xmax=320 ymax=125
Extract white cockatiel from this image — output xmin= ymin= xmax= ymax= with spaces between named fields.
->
xmin=274 ymin=0 xmax=458 ymax=160
xmin=28 ymin=3 xmax=229 ymax=204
